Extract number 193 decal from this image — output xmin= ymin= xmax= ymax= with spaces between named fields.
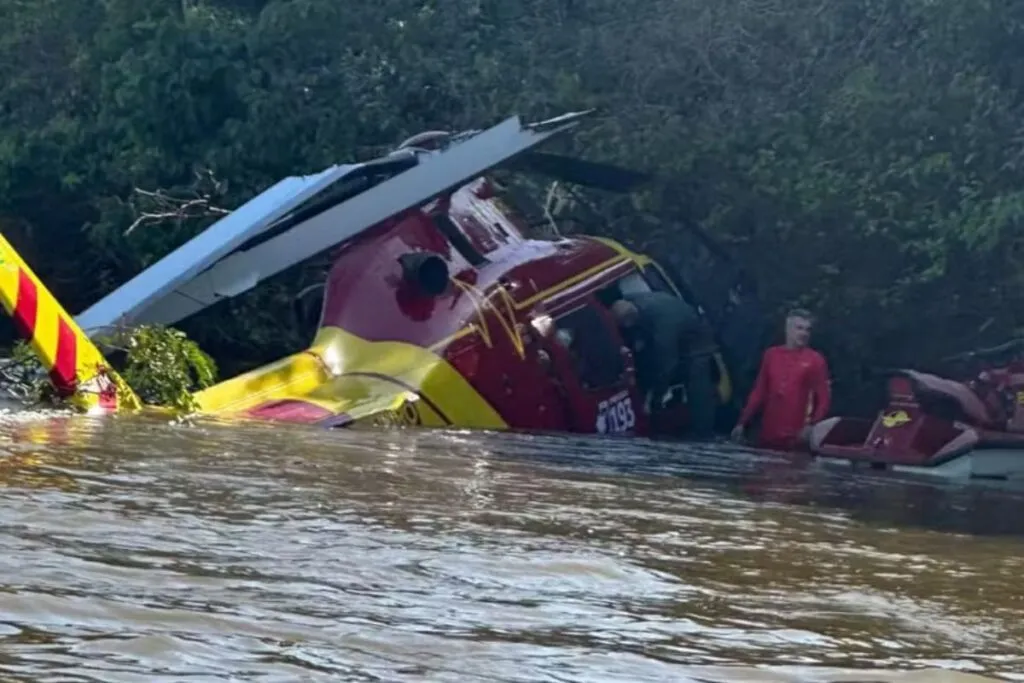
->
xmin=596 ymin=390 xmax=636 ymax=434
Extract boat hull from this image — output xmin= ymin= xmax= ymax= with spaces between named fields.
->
xmin=814 ymin=446 xmax=1024 ymax=481
xmin=808 ymin=413 xmax=1024 ymax=482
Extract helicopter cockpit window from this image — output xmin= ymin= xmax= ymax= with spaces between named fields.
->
xmin=641 ymin=264 xmax=678 ymax=296
xmin=554 ymin=305 xmax=625 ymax=390
xmin=432 ymin=213 xmax=487 ymax=266
xmin=595 ymin=271 xmax=649 ymax=308
xmin=616 ymin=272 xmax=651 ymax=297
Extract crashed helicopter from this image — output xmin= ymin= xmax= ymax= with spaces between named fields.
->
xmin=0 ymin=110 xmax=759 ymax=439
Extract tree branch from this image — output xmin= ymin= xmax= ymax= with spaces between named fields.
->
xmin=124 ymin=169 xmax=232 ymax=235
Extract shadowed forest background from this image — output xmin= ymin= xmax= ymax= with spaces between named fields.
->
xmin=2 ymin=0 xmax=1023 ymax=414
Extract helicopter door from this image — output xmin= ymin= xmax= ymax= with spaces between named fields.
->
xmin=544 ymin=298 xmax=647 ymax=436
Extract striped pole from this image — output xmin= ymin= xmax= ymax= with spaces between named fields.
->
xmin=0 ymin=234 xmax=141 ymax=413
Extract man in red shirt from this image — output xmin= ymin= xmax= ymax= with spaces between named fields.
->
xmin=731 ymin=309 xmax=831 ymax=450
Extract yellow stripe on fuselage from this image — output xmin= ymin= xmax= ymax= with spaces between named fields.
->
xmin=191 ymin=349 xmax=331 ymax=415
xmin=428 ymin=250 xmax=631 ymax=353
xmin=192 ymin=325 xmax=506 ymax=429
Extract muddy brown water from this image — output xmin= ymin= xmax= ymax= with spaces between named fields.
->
xmin=0 ymin=406 xmax=1021 ymax=682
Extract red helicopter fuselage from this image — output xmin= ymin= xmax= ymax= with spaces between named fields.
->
xmin=197 ymin=175 xmax=734 ymax=438
xmin=0 ymin=111 xmax=741 ymax=437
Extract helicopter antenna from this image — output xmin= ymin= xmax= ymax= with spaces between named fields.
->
xmin=542 ymin=182 xmax=566 ymax=239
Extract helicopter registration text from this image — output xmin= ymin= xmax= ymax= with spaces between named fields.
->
xmin=596 ymin=390 xmax=635 ymax=434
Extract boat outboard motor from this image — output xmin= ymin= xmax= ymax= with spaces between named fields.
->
xmin=398 ymin=251 xmax=450 ymax=297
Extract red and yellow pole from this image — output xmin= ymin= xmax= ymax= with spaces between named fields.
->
xmin=0 ymin=234 xmax=141 ymax=413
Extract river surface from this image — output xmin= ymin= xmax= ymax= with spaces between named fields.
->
xmin=0 ymin=405 xmax=1021 ymax=682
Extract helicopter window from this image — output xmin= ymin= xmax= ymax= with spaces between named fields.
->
xmin=595 ymin=284 xmax=621 ymax=308
xmin=491 ymin=221 xmax=511 ymax=240
xmin=617 ymin=272 xmax=651 ymax=297
xmin=555 ymin=305 xmax=625 ymax=390
xmin=595 ymin=271 xmax=649 ymax=307
xmin=641 ymin=264 xmax=678 ymax=296
xmin=432 ymin=213 xmax=488 ymax=266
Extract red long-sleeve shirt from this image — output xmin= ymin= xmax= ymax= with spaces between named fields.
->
xmin=738 ymin=345 xmax=831 ymax=450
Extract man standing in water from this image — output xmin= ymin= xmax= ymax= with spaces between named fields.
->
xmin=731 ymin=309 xmax=831 ymax=450
xmin=610 ymin=291 xmax=717 ymax=439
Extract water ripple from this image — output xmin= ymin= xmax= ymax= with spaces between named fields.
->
xmin=0 ymin=412 xmax=1019 ymax=681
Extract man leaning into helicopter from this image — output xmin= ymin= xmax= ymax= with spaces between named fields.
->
xmin=610 ymin=292 xmax=717 ymax=438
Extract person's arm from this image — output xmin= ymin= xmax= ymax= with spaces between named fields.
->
xmin=808 ymin=352 xmax=832 ymax=423
xmin=737 ymin=350 xmax=770 ymax=427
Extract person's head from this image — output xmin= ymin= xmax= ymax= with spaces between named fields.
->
xmin=784 ymin=308 xmax=814 ymax=348
xmin=610 ymin=299 xmax=640 ymax=328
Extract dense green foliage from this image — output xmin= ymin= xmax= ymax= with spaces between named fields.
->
xmin=95 ymin=325 xmax=218 ymax=412
xmin=2 ymin=0 xmax=1024 ymax=411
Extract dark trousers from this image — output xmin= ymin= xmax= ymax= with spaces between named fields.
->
xmin=685 ymin=354 xmax=716 ymax=439
xmin=644 ymin=353 xmax=717 ymax=439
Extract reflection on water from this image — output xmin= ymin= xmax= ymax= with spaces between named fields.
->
xmin=0 ymin=408 xmax=1020 ymax=682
